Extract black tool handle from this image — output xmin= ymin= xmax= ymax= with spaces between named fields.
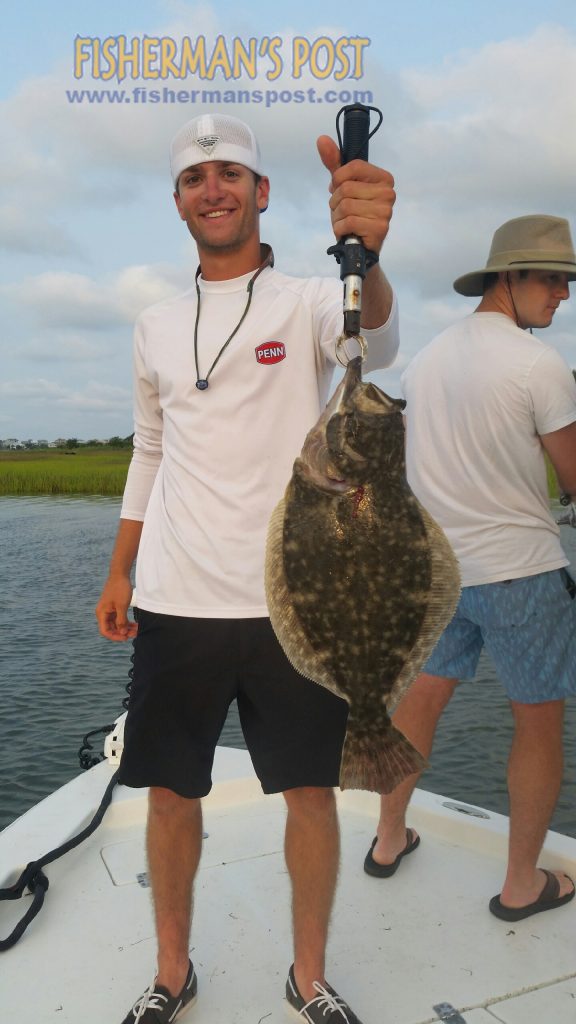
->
xmin=329 ymin=103 xmax=383 ymax=336
xmin=340 ymin=104 xmax=371 ymax=164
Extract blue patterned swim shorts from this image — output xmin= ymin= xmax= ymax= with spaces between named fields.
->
xmin=424 ymin=568 xmax=576 ymax=703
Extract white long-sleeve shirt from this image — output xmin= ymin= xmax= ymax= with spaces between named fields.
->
xmin=121 ymin=264 xmax=400 ymax=616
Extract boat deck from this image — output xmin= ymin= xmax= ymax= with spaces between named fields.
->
xmin=1 ymin=746 xmax=575 ymax=1023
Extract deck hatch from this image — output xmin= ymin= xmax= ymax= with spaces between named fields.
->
xmin=433 ymin=1003 xmax=468 ymax=1022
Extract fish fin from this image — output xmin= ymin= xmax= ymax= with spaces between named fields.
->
xmin=387 ymin=505 xmax=461 ymax=714
xmin=265 ymin=497 xmax=342 ymax=695
xmin=339 ymin=724 xmax=427 ymax=794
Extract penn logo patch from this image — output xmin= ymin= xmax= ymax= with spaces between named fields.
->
xmin=255 ymin=342 xmax=286 ymax=365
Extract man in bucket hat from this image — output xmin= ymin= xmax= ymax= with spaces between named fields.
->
xmin=96 ymin=112 xmax=399 ymax=1024
xmin=366 ymin=215 xmax=576 ymax=921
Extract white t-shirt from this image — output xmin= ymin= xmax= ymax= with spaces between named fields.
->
xmin=121 ymin=263 xmax=400 ymax=616
xmin=401 ymin=312 xmax=576 ymax=586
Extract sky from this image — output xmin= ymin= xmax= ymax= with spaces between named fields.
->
xmin=1 ymin=0 xmax=576 ymax=441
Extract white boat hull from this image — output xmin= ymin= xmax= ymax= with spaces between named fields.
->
xmin=1 ymin=746 xmax=575 ymax=1023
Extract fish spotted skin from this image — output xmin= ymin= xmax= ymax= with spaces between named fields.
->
xmin=265 ymin=357 xmax=460 ymax=793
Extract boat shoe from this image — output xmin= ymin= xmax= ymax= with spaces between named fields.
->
xmin=286 ymin=964 xmax=363 ymax=1023
xmin=121 ymin=961 xmax=197 ymax=1023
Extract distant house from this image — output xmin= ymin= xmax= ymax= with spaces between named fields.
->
xmin=3 ymin=438 xmax=23 ymax=450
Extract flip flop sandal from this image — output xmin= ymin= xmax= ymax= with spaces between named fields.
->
xmin=363 ymin=827 xmax=420 ymax=878
xmin=489 ymin=869 xmax=575 ymax=921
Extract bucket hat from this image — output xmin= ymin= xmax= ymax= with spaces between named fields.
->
xmin=453 ymin=215 xmax=576 ymax=296
xmin=170 ymin=114 xmax=263 ymax=187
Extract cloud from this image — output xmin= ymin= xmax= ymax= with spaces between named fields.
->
xmin=115 ymin=264 xmax=191 ymax=318
xmin=419 ymin=297 xmax=469 ymax=330
xmin=4 ymin=14 xmax=572 ymax=297
xmin=0 ymin=206 xmax=78 ymax=257
xmin=2 ymin=9 xmax=576 ymax=436
xmin=4 ymin=264 xmax=187 ymax=329
xmin=0 ymin=7 xmax=394 ymax=234
xmin=0 ymin=378 xmax=68 ymax=400
xmin=2 ymin=16 xmax=575 ymax=230
xmin=17 ymin=334 xmax=104 ymax=362
xmin=56 ymin=381 xmax=132 ymax=411
xmin=400 ymin=25 xmax=576 ymax=199
xmin=549 ymin=329 xmax=576 ymax=369
xmin=5 ymin=272 xmax=126 ymax=328
xmin=376 ymin=25 xmax=576 ymax=299
xmin=0 ymin=377 xmax=131 ymax=412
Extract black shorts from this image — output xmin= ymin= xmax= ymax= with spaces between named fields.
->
xmin=118 ymin=611 xmax=349 ymax=797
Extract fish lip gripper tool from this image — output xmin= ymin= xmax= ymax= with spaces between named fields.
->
xmin=327 ymin=102 xmax=383 ymax=340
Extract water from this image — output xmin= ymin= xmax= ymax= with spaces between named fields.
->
xmin=1 ymin=496 xmax=574 ymax=837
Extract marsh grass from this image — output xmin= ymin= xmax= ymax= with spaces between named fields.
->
xmin=1 ymin=448 xmax=562 ymax=499
xmin=0 ymin=448 xmax=132 ymax=496
xmin=546 ymin=456 xmax=561 ymax=500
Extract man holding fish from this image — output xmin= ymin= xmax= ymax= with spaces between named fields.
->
xmin=368 ymin=215 xmax=576 ymax=923
xmin=96 ymin=112 xmax=398 ymax=1024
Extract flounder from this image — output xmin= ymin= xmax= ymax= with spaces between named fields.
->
xmin=265 ymin=356 xmax=460 ymax=793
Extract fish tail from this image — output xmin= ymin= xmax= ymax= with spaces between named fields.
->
xmin=339 ymin=724 xmax=427 ymax=794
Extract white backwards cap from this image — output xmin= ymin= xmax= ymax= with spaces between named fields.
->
xmin=170 ymin=113 xmax=263 ymax=187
